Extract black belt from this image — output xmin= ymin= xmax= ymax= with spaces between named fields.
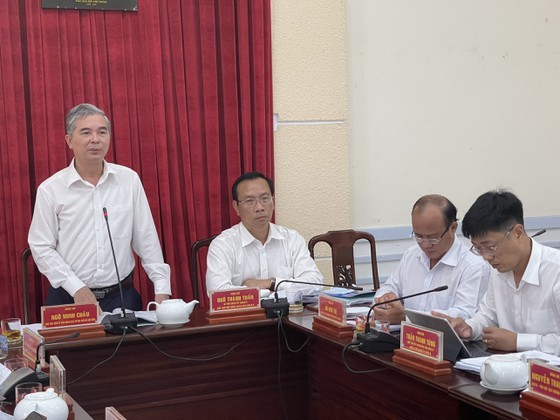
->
xmin=90 ymin=272 xmax=134 ymax=300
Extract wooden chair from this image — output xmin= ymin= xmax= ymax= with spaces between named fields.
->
xmin=190 ymin=235 xmax=218 ymax=304
xmin=308 ymin=229 xmax=380 ymax=289
xmin=21 ymin=248 xmax=47 ymax=324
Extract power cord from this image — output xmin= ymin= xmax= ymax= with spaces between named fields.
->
xmin=274 ymin=310 xmax=311 ymax=420
xmin=342 ymin=341 xmax=388 ymax=374
xmin=68 ymin=327 xmax=128 ymax=385
xmin=129 ymin=326 xmax=256 ymax=361
xmin=275 ymin=312 xmax=289 ymax=420
xmin=278 ymin=316 xmax=310 ymax=353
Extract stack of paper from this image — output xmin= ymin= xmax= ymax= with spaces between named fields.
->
xmin=323 ymin=287 xmax=376 ymax=306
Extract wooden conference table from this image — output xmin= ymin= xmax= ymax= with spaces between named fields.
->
xmin=43 ymin=308 xmax=526 ymax=419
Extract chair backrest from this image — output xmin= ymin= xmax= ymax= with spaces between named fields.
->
xmin=21 ymin=248 xmax=47 ymax=324
xmin=21 ymin=248 xmax=33 ymax=324
xmin=190 ymin=235 xmax=217 ymax=304
xmin=308 ymin=229 xmax=380 ymax=289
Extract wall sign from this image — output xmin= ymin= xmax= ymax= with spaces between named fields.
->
xmin=42 ymin=0 xmax=138 ymax=11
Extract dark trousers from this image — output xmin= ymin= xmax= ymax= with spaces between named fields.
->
xmin=45 ymin=285 xmax=142 ymax=313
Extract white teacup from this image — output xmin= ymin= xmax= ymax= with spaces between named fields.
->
xmin=480 ymin=354 xmax=528 ymax=389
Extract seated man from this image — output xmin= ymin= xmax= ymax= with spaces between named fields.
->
xmin=374 ymin=194 xmax=490 ymax=324
xmin=436 ymin=190 xmax=560 ymax=354
xmin=206 ymin=172 xmax=323 ymax=296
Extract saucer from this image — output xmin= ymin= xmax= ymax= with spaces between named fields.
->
xmin=160 ymin=320 xmax=189 ymax=328
xmin=480 ymin=381 xmax=527 ymax=394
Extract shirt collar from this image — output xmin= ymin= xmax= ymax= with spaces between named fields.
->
xmin=418 ymin=235 xmax=461 ymax=268
xmin=239 ymin=222 xmax=283 ymax=247
xmin=65 ymin=159 xmax=116 ymax=187
xmin=520 ymin=238 xmax=541 ymax=286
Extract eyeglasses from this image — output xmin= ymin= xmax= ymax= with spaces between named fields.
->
xmin=411 ymin=223 xmax=451 ymax=245
xmin=470 ymin=226 xmax=514 ymax=257
xmin=237 ymin=195 xmax=273 ymax=207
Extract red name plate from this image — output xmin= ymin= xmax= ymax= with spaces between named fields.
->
xmin=528 ymin=361 xmax=560 ymax=402
xmin=209 ymin=288 xmax=260 ymax=313
xmin=41 ymin=303 xmax=99 ymax=328
xmin=400 ymin=322 xmax=443 ymax=361
xmin=318 ymin=294 xmax=347 ymax=326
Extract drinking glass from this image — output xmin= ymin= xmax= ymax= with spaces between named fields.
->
xmin=371 ymin=318 xmax=390 ymax=333
xmin=287 ymin=289 xmax=304 ymax=313
xmin=1 ymin=318 xmax=22 ymax=344
xmin=15 ymin=382 xmax=42 ymax=404
xmin=4 ymin=357 xmax=28 ymax=371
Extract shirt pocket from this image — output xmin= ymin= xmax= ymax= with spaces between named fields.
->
xmin=527 ymin=307 xmax=556 ymax=335
xmin=108 ymin=205 xmax=133 ymax=240
xmin=277 ymin=265 xmax=294 ymax=280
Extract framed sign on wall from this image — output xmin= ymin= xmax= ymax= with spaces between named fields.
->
xmin=42 ymin=0 xmax=137 ymax=11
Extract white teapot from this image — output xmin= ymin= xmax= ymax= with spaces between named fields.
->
xmin=480 ymin=354 xmax=528 ymax=389
xmin=147 ymin=298 xmax=198 ymax=327
xmin=13 ymin=388 xmax=69 ymax=420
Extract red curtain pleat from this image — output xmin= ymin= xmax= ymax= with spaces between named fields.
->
xmin=0 ymin=0 xmax=273 ymax=320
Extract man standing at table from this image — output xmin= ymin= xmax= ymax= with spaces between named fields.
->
xmin=435 ymin=190 xmax=560 ymax=354
xmin=374 ymin=194 xmax=489 ymax=324
xmin=206 ymin=172 xmax=323 ymax=296
xmin=28 ymin=103 xmax=171 ymax=312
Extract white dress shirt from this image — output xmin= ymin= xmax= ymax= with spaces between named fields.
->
xmin=466 ymin=239 xmax=560 ymax=355
xmin=376 ymin=236 xmax=490 ymax=318
xmin=28 ymin=160 xmax=171 ymax=296
xmin=206 ymin=222 xmax=323 ymax=295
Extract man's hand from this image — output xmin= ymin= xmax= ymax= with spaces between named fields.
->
xmin=374 ymin=292 xmax=398 ymax=304
xmin=482 ymin=327 xmax=517 ymax=351
xmin=154 ymin=294 xmax=170 ymax=304
xmin=74 ymin=286 xmax=103 ymax=315
xmin=373 ymin=293 xmax=405 ymax=324
xmin=242 ymin=279 xmax=272 ymax=290
xmin=431 ymin=311 xmax=473 ymax=339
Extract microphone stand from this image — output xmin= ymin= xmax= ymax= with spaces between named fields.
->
xmin=260 ymin=279 xmax=363 ymax=319
xmin=101 ymin=207 xmax=138 ymax=334
xmin=357 ymin=285 xmax=448 ymax=353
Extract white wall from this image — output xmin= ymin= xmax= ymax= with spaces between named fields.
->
xmin=348 ymin=1 xmax=560 ymax=228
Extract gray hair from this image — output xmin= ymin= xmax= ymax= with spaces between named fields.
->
xmin=65 ymin=103 xmax=111 ymax=135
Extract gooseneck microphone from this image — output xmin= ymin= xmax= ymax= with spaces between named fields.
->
xmin=35 ymin=332 xmax=81 ymax=374
xmin=260 ymin=279 xmax=363 ymax=318
xmin=357 ymin=285 xmax=449 ymax=353
xmin=0 ymin=331 xmax=83 ymax=402
xmin=101 ymin=207 xmax=138 ymax=334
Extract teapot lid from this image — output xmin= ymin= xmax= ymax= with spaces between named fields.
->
xmin=23 ymin=387 xmax=59 ymax=402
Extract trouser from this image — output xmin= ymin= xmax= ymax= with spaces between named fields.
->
xmin=45 ymin=283 xmax=142 ymax=312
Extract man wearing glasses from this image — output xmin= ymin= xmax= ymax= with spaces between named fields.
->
xmin=374 ymin=194 xmax=490 ymax=324
xmin=436 ymin=190 xmax=560 ymax=353
xmin=206 ymin=172 xmax=323 ymax=295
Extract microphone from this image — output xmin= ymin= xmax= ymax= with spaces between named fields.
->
xmin=0 ymin=332 xmax=81 ymax=403
xmin=260 ymin=279 xmax=363 ymax=318
xmin=101 ymin=207 xmax=138 ymax=334
xmin=357 ymin=285 xmax=449 ymax=353
xmin=35 ymin=332 xmax=81 ymax=374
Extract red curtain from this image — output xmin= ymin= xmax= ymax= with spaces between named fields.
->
xmin=0 ymin=0 xmax=273 ymax=320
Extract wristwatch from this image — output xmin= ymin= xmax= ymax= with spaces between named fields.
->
xmin=269 ymin=277 xmax=276 ymax=291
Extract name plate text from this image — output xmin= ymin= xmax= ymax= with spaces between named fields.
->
xmin=210 ymin=288 xmax=260 ymax=313
xmin=529 ymin=361 xmax=560 ymax=402
xmin=41 ymin=303 xmax=98 ymax=329
xmin=318 ymin=294 xmax=347 ymax=326
xmin=400 ymin=322 xmax=443 ymax=361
